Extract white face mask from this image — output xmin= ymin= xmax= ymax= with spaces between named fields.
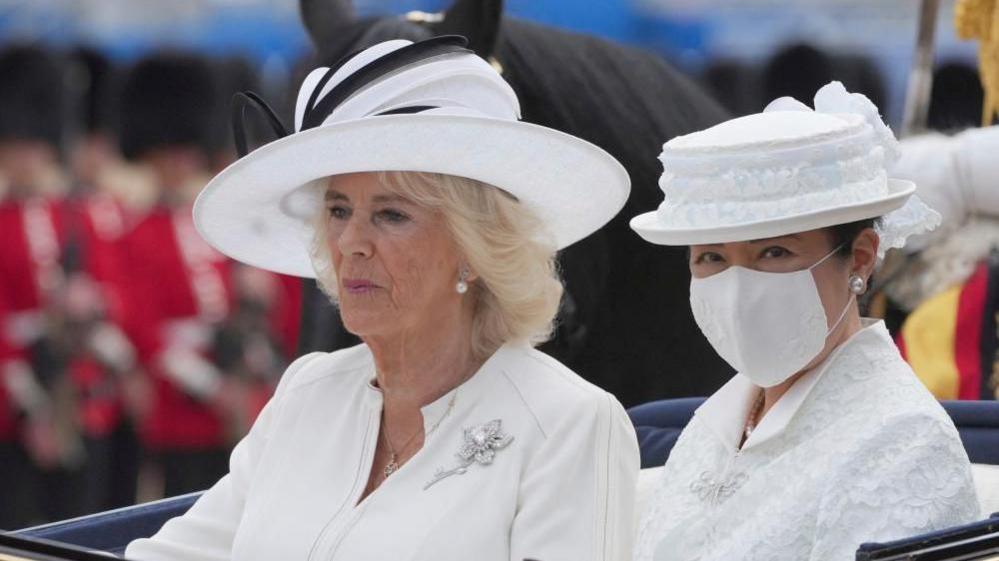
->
xmin=689 ymin=245 xmax=853 ymax=388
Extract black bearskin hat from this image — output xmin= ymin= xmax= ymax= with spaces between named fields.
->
xmin=212 ymin=56 xmax=261 ymax=157
xmin=762 ymin=43 xmax=834 ymax=106
xmin=0 ymin=45 xmax=66 ymax=149
xmin=928 ymin=62 xmax=985 ymax=132
xmin=70 ymin=46 xmax=115 ymax=135
xmin=118 ymin=52 xmax=219 ymax=161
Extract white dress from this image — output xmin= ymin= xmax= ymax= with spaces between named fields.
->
xmin=635 ymin=320 xmax=981 ymax=561
xmin=126 ymin=343 xmax=639 ymax=561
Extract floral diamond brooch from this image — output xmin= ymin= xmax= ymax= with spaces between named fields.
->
xmin=424 ymin=419 xmax=513 ymax=490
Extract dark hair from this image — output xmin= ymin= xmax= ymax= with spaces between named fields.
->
xmin=828 ymin=217 xmax=881 ymax=257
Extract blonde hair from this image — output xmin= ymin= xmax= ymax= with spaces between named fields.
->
xmin=310 ymin=171 xmax=563 ymax=359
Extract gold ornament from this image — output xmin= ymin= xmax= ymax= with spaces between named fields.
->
xmin=955 ymin=0 xmax=999 ymax=125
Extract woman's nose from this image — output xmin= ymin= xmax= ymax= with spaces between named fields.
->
xmin=337 ymin=215 xmax=374 ymax=258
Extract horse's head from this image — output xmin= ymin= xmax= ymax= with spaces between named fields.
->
xmin=300 ymin=0 xmax=503 ymax=65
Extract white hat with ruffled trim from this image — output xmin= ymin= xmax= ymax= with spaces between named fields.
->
xmin=194 ymin=36 xmax=630 ymax=278
xmin=630 ymin=81 xmax=939 ymax=256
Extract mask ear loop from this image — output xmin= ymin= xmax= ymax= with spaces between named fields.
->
xmin=813 ymin=243 xmax=858 ymax=337
xmin=825 ymin=291 xmax=855 ymax=337
xmin=807 ymin=243 xmax=847 ymax=271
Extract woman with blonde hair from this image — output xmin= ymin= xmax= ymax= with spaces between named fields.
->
xmin=126 ymin=36 xmax=638 ymax=561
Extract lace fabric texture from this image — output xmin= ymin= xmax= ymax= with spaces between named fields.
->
xmin=658 ymin=173 xmax=888 ymax=229
xmin=652 ymin=80 xmax=940 ymax=255
xmin=635 ymin=324 xmax=980 ymax=561
xmin=766 ymin=81 xmax=941 ymax=258
xmin=877 ymin=194 xmax=942 ymax=258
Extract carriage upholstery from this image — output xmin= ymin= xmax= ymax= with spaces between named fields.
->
xmin=629 ymin=398 xmax=999 ymax=469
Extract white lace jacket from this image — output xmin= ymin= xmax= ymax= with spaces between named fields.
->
xmin=126 ymin=343 xmax=638 ymax=561
xmin=635 ymin=320 xmax=981 ymax=561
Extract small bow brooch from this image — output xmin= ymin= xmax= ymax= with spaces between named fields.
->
xmin=689 ymin=470 xmax=748 ymax=505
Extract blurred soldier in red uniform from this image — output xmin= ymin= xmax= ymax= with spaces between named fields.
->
xmin=0 ymin=44 xmax=142 ymax=527
xmin=116 ymin=54 xmax=300 ymax=498
xmin=115 ymin=53 xmax=233 ymax=497
xmin=0 ymin=44 xmax=75 ymax=528
xmin=0 ymin=45 xmax=80 ymax=527
xmin=65 ymin=47 xmax=143 ymax=514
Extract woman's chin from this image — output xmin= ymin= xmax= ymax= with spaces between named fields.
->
xmin=339 ymin=309 xmax=394 ymax=339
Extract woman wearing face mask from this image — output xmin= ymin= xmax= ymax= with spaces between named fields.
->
xmin=629 ymin=82 xmax=981 ymax=561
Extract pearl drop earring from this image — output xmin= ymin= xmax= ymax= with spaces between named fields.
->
xmin=848 ymin=273 xmax=866 ymax=295
xmin=456 ymin=268 xmax=469 ymax=294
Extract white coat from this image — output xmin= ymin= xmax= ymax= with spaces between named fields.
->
xmin=635 ymin=320 xmax=981 ymax=561
xmin=127 ymin=342 xmax=639 ymax=561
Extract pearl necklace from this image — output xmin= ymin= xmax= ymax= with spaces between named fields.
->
xmin=743 ymin=391 xmax=766 ymax=441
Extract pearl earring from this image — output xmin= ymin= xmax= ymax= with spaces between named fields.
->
xmin=848 ymin=273 xmax=866 ymax=295
xmin=456 ymin=268 xmax=469 ymax=294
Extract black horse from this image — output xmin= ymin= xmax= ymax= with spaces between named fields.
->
xmin=294 ymin=0 xmax=733 ymax=406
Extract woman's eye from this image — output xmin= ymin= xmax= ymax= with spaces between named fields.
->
xmin=374 ymin=209 xmax=410 ymax=224
xmin=761 ymin=246 xmax=791 ymax=259
xmin=694 ymin=252 xmax=724 ymax=265
xmin=328 ymin=206 xmax=350 ymax=220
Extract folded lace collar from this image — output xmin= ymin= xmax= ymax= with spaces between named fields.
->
xmin=694 ymin=319 xmax=890 ymax=452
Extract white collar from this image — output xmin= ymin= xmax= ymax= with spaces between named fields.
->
xmin=695 ymin=319 xmax=887 ymax=452
xmin=361 ymin=342 xmax=519 ymax=433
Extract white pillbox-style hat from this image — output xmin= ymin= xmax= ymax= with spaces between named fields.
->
xmin=631 ymin=81 xmax=939 ymax=255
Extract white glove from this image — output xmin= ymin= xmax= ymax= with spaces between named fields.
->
xmin=159 ymin=348 xmax=223 ymax=400
xmin=2 ymin=360 xmax=50 ymax=414
xmin=89 ymin=322 xmax=137 ymax=373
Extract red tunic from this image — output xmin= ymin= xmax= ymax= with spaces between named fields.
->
xmin=67 ymin=194 xmax=132 ymax=437
xmin=0 ymin=198 xmax=63 ymax=348
xmin=0 ymin=197 xmax=65 ymax=442
xmin=120 ymin=206 xmax=234 ymax=450
xmin=70 ymin=193 xmax=131 ymax=325
xmin=0 ymin=194 xmax=132 ymax=440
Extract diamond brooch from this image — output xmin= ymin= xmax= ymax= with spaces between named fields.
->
xmin=424 ymin=419 xmax=513 ymax=490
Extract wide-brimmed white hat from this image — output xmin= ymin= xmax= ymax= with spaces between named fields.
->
xmin=194 ymin=36 xmax=630 ymax=278
xmin=630 ymin=81 xmax=939 ymax=255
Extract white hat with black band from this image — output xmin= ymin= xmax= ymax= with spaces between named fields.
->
xmin=194 ymin=35 xmax=630 ymax=278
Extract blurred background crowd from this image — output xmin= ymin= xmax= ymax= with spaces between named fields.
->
xmin=0 ymin=31 xmax=306 ymax=530
xmin=0 ymin=0 xmax=994 ymax=531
